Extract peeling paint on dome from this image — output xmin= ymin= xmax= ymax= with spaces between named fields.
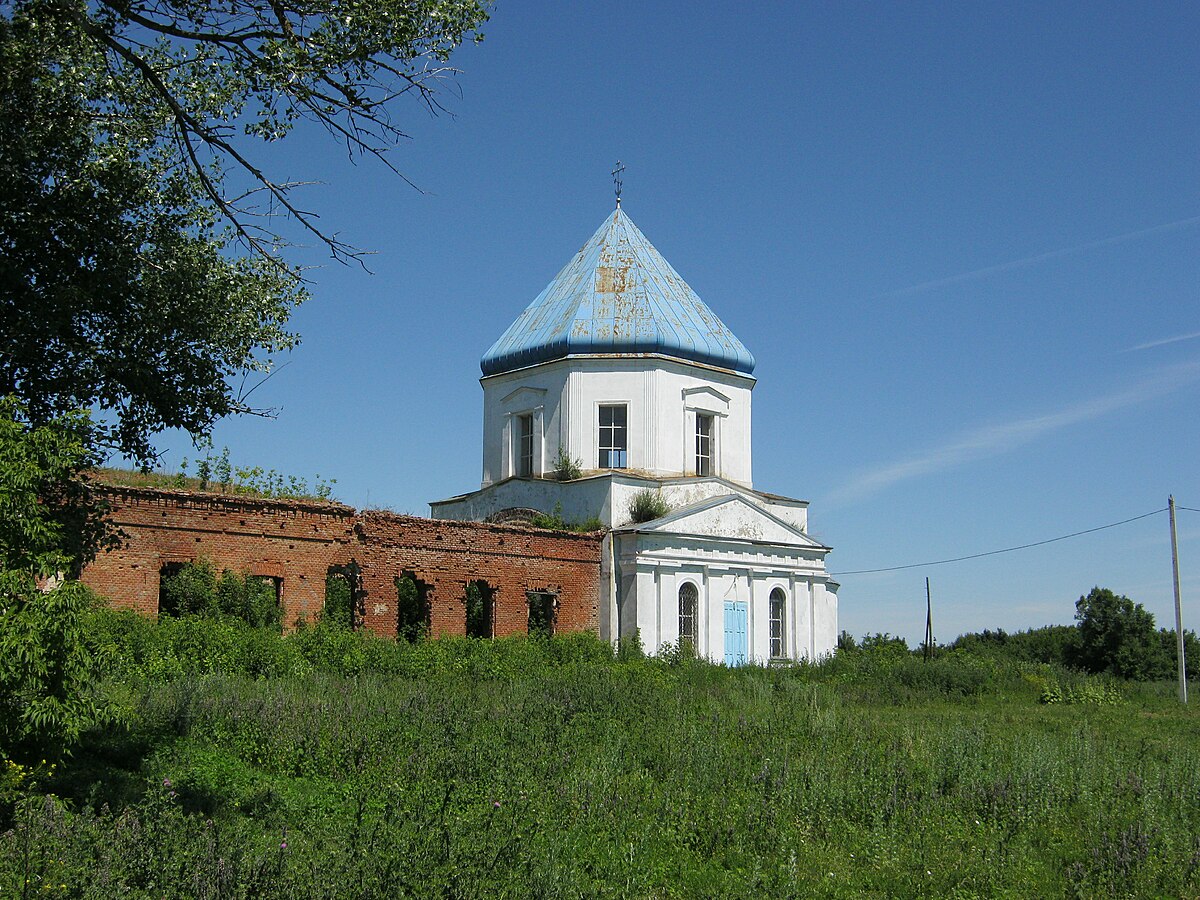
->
xmin=481 ymin=209 xmax=756 ymax=377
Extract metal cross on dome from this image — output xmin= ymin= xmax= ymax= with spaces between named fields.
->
xmin=612 ymin=160 xmax=625 ymax=208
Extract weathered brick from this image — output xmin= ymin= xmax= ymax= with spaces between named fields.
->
xmin=82 ymin=486 xmax=601 ymax=638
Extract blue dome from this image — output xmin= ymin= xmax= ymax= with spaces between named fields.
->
xmin=481 ymin=209 xmax=756 ymax=377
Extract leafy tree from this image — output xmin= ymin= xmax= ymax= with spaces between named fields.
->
xmin=948 ymin=624 xmax=1080 ymax=666
xmin=0 ymin=0 xmax=487 ymax=757
xmin=0 ymin=401 xmax=116 ymax=758
xmin=859 ymin=632 xmax=909 ymax=655
xmin=1 ymin=0 xmax=490 ymax=462
xmin=1073 ymin=587 xmax=1160 ymax=680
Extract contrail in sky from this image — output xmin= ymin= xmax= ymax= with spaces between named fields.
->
xmin=1123 ymin=330 xmax=1200 ymax=353
xmin=877 ymin=215 xmax=1200 ymax=299
xmin=824 ymin=361 xmax=1200 ymax=507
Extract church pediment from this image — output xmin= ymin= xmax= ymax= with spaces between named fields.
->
xmin=631 ymin=494 xmax=826 ymax=548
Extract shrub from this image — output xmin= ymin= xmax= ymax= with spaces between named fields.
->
xmin=627 ymin=488 xmax=671 ymax=523
xmin=159 ymin=560 xmax=281 ymax=630
xmin=551 ymin=447 xmax=582 ymax=482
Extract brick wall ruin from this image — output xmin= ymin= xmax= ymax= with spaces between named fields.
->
xmin=82 ymin=486 xmax=601 ymax=639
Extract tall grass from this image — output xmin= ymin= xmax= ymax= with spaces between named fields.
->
xmin=4 ymin=612 xmax=1199 ymax=897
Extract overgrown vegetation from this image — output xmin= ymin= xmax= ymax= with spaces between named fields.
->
xmin=627 ymin=487 xmax=672 ymax=523
xmin=0 ymin=400 xmax=116 ymax=761
xmin=159 ymin=559 xmax=282 ymax=630
xmin=95 ymin=442 xmax=339 ymax=501
xmin=944 ymin=588 xmax=1199 ymax=682
xmin=2 ymin=608 xmax=1198 ymax=897
xmin=526 ymin=502 xmax=603 ymax=533
xmin=551 ymin=446 xmax=582 ymax=482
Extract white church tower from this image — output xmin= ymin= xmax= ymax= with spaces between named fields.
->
xmin=432 ymin=203 xmax=838 ymax=663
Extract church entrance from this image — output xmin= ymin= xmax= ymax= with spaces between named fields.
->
xmin=723 ymin=600 xmax=748 ymax=667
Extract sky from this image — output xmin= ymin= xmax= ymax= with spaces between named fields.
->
xmin=137 ymin=1 xmax=1199 ymax=645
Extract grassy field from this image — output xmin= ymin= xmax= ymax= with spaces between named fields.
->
xmin=3 ymin=613 xmax=1199 ymax=898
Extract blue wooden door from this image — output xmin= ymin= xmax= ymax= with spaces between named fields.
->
xmin=724 ymin=600 xmax=748 ymax=667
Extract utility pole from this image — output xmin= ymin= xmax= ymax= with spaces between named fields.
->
xmin=1169 ymin=496 xmax=1187 ymax=703
xmin=924 ymin=577 xmax=933 ymax=661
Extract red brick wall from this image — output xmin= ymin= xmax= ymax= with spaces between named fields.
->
xmin=354 ymin=511 xmax=600 ymax=638
xmin=82 ymin=487 xmax=601 ymax=638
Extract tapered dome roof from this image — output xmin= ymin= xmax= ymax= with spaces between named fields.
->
xmin=481 ymin=208 xmax=755 ymax=377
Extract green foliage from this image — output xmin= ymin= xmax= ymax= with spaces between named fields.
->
xmin=1039 ymin=678 xmax=1123 ymax=706
xmin=6 ymin=617 xmax=1200 ymax=897
xmin=859 ymin=632 xmax=910 ymax=655
xmin=0 ymin=581 xmax=107 ymax=761
xmin=0 ymin=401 xmax=117 ymax=760
xmin=96 ymin=456 xmax=340 ymax=502
xmin=526 ymin=592 xmax=555 ymax=639
xmin=948 ymin=624 xmax=1081 ymax=666
xmin=0 ymin=400 xmax=114 ymax=578
xmin=627 ymin=487 xmax=671 ymax=523
xmin=551 ymin=447 xmax=582 ymax=482
xmin=1157 ymin=626 xmax=1200 ymax=680
xmin=1074 ymin=587 xmax=1161 ymax=680
xmin=526 ymin=501 xmax=603 ymax=533
xmin=616 ymin=628 xmax=645 ymax=661
xmin=0 ymin=2 xmax=304 ymax=463
xmin=321 ymin=571 xmax=355 ymax=629
xmin=0 ymin=0 xmax=489 ymax=463
xmin=463 ymin=580 xmax=492 ymax=639
xmin=395 ymin=575 xmax=430 ymax=643
xmin=231 ymin=465 xmax=338 ymax=501
xmin=159 ymin=559 xmax=281 ymax=630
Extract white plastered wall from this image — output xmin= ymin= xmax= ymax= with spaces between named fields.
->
xmin=480 ymin=355 xmax=754 ymax=488
xmin=612 ymin=532 xmax=835 ymax=664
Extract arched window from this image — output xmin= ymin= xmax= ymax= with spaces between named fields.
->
xmin=678 ymin=582 xmax=698 ymax=648
xmin=769 ymin=588 xmax=786 ymax=659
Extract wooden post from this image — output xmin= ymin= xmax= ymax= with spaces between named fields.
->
xmin=924 ymin=577 xmax=933 ymax=661
xmin=1169 ymin=496 xmax=1187 ymax=704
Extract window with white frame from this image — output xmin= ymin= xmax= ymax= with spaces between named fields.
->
xmin=678 ymin=582 xmax=698 ymax=648
xmin=517 ymin=413 xmax=534 ymax=477
xmin=695 ymin=413 xmax=713 ymax=476
xmin=598 ymin=405 xmax=627 ymax=469
xmin=769 ymin=587 xmax=786 ymax=659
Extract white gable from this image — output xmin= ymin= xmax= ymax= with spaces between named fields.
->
xmin=633 ymin=495 xmax=824 ymax=548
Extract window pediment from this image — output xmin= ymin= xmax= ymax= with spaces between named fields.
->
xmin=500 ymin=385 xmax=547 ymax=410
xmin=682 ymin=385 xmax=730 ymax=415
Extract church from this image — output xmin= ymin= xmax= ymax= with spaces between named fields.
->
xmin=431 ymin=202 xmax=839 ymax=663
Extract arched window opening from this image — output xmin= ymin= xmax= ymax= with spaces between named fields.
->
xmin=769 ymin=588 xmax=786 ymax=659
xmin=678 ymin=582 xmax=698 ymax=649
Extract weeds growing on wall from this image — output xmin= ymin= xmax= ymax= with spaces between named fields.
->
xmin=627 ymin=488 xmax=671 ymax=523
xmin=527 ymin=501 xmax=603 ymax=533
xmin=551 ymin=447 xmax=582 ymax=482
xmin=95 ymin=442 xmax=338 ymax=501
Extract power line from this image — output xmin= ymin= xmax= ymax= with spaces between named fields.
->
xmin=1178 ymin=506 xmax=1200 ymax=514
xmin=832 ymin=507 xmax=1167 ymax=576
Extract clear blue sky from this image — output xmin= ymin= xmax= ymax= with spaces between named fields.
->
xmin=143 ymin=1 xmax=1200 ymax=645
